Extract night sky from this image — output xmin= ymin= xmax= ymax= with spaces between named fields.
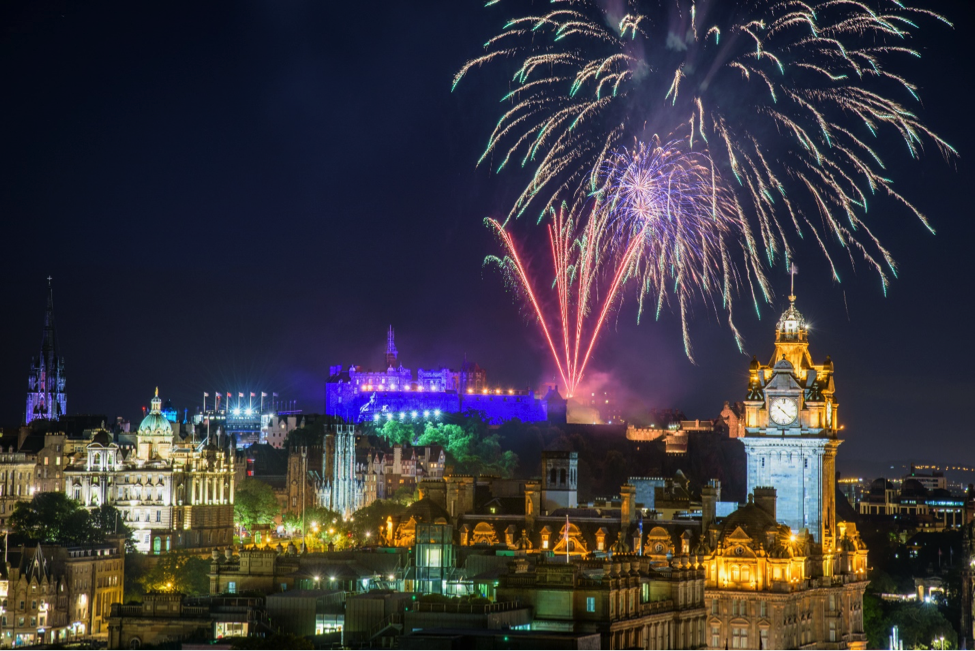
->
xmin=1 ymin=1 xmax=972 ymax=469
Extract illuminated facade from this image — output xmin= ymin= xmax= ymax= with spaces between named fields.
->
xmin=325 ymin=326 xmax=565 ymax=424
xmin=25 ymin=280 xmax=66 ymax=424
xmin=0 ymin=451 xmax=38 ymax=528
xmin=63 ymin=389 xmax=236 ymax=554
xmin=0 ymin=538 xmax=125 ymax=647
xmin=702 ymin=294 xmax=869 ymax=650
xmin=741 ymin=295 xmax=840 ymax=549
xmin=318 ymin=424 xmax=363 ymax=518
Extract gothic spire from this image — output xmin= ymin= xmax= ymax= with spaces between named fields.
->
xmin=26 ymin=277 xmax=66 ymax=423
xmin=41 ymin=276 xmax=59 ymax=364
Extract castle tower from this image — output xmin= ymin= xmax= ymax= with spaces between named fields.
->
xmin=741 ymin=294 xmax=840 ymax=561
xmin=26 ymin=278 xmax=66 ymax=423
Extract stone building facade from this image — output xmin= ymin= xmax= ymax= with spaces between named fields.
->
xmin=63 ymin=389 xmax=235 ymax=554
xmin=497 ymin=556 xmax=707 ymax=650
xmin=701 ymin=294 xmax=869 ymax=650
xmin=0 ymin=538 xmax=125 ymax=647
xmin=0 ymin=451 xmax=37 ymax=528
xmin=107 ymin=593 xmax=266 ymax=650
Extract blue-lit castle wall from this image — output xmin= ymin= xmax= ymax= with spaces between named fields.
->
xmin=326 ymin=329 xmax=565 ymax=424
xmin=325 ymin=369 xmax=565 ymax=425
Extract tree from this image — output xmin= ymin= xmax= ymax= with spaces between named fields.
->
xmin=10 ymin=493 xmax=90 ymax=543
xmin=8 ymin=493 xmax=129 ymax=545
xmin=884 ymin=602 xmax=957 ymax=650
xmin=139 ymin=549 xmax=211 ymax=596
xmin=90 ymin=503 xmax=135 ymax=550
xmin=234 ymin=479 xmax=280 ymax=533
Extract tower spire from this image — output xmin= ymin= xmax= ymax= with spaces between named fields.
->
xmin=385 ymin=325 xmax=398 ymax=368
xmin=26 ymin=278 xmax=66 ymax=423
xmin=789 ymin=263 xmax=797 ymax=303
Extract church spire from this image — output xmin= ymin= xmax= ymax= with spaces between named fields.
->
xmin=26 ymin=277 xmax=66 ymax=423
xmin=41 ymin=276 xmax=59 ymax=362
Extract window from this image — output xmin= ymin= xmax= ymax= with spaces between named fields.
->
xmin=228 ymin=581 xmax=237 ymax=594
xmin=711 ymin=599 xmax=718 ymax=615
xmin=156 ymin=510 xmax=161 ymax=523
xmin=829 ymin=621 xmax=837 ymax=642
xmin=586 ymin=597 xmax=595 ymax=613
xmin=732 ymin=627 xmax=746 ymax=649
xmin=712 ymin=626 xmax=720 ymax=648
xmin=760 ymin=601 xmax=767 ymax=618
xmin=760 ymin=629 xmax=769 ymax=649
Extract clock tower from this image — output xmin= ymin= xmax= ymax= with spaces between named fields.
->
xmin=741 ymin=293 xmax=840 ymax=562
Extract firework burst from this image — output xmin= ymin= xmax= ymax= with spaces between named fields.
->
xmin=487 ymin=139 xmax=754 ymax=395
xmin=457 ymin=0 xmax=956 ymax=295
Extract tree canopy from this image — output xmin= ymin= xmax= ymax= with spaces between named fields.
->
xmin=9 ymin=493 xmax=131 ymax=546
xmin=234 ymin=479 xmax=280 ymax=532
xmin=375 ymin=411 xmax=518 ymax=477
xmin=136 ymin=549 xmax=211 ymax=596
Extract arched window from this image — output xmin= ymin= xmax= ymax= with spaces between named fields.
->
xmin=731 ymin=565 xmax=741 ymax=582
xmin=741 ymin=566 xmax=750 ymax=582
xmin=549 ymin=468 xmax=557 ymax=485
xmin=560 ymin=469 xmax=567 ymax=485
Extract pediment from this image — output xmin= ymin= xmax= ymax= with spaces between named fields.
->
xmin=724 ymin=526 xmax=754 ymax=543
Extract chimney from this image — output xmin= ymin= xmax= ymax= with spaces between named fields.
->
xmin=754 ymin=486 xmax=777 ymax=520
xmin=701 ymin=479 xmax=719 ymax=534
xmin=620 ymin=484 xmax=636 ymax=524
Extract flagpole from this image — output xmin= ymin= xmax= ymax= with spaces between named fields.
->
xmin=565 ymin=513 xmax=570 ymax=563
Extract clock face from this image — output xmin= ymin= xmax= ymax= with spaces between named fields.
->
xmin=769 ymin=397 xmax=798 ymax=425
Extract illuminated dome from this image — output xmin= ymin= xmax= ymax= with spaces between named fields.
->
xmin=138 ymin=388 xmax=173 ymax=437
xmin=776 ymin=296 xmax=806 ymax=342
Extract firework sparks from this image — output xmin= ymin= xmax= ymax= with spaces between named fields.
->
xmin=458 ymin=0 xmax=955 ymax=296
xmin=487 ymin=139 xmax=755 ymax=394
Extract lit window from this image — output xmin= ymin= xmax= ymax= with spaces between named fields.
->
xmin=586 ymin=597 xmax=595 ymax=613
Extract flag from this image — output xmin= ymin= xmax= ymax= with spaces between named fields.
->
xmin=215 ymin=392 xmax=221 ymax=398
xmin=273 ymin=393 xmax=279 ymax=398
xmin=204 ymin=392 xmax=209 ymax=397
xmin=239 ymin=392 xmax=244 ymax=398
xmin=261 ymin=392 xmax=267 ymax=397
xmin=250 ymin=392 xmax=256 ymax=398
